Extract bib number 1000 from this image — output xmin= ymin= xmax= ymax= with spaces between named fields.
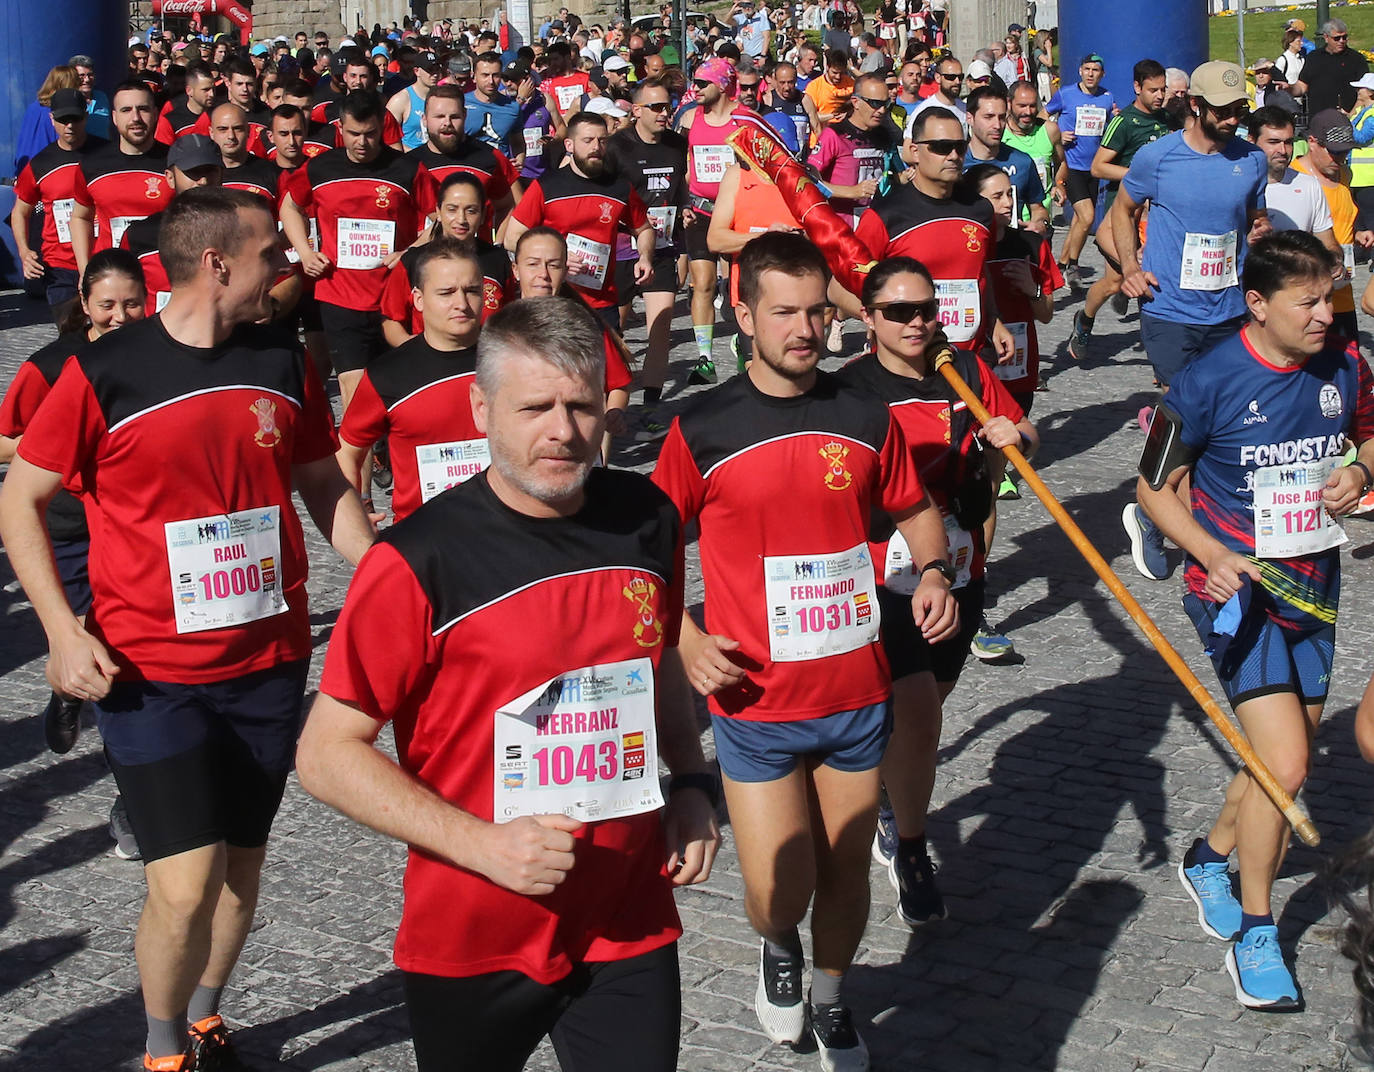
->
xmin=533 ymin=741 xmax=619 ymax=786
xmin=197 ymin=564 xmax=265 ymax=601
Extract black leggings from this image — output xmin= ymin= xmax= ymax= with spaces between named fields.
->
xmin=404 ymin=942 xmax=681 ymax=1072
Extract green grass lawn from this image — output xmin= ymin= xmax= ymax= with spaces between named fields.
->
xmin=1209 ymin=3 xmax=1374 ymax=64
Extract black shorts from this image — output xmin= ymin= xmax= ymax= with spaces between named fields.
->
xmin=1064 ymin=168 xmax=1098 ymax=208
xmin=96 ymin=660 xmax=309 ymax=863
xmin=53 ymin=537 xmax=92 ymax=616
xmin=295 ymin=290 xmax=325 ymax=334
xmin=1011 ymin=390 xmax=1034 ymax=418
xmin=318 ymin=301 xmax=385 ymax=374
xmin=879 ymin=577 xmax=985 ymax=684
xmin=684 ymin=209 xmax=714 ymax=262
xmin=405 ymin=942 xmax=680 ymax=1072
xmin=615 ymin=253 xmax=678 ymax=302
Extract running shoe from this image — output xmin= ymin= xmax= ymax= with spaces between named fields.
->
xmin=970 ymin=617 xmax=1014 ymax=661
xmin=755 ymin=940 xmax=806 ymax=1044
xmin=827 ymin=319 xmax=845 ymax=354
xmin=370 ymin=441 xmax=393 ymax=491
xmin=1178 ymin=837 xmax=1241 ymax=941
xmin=110 ymin=796 xmax=142 ymax=861
xmin=1122 ymin=502 xmax=1168 ymax=580
xmin=1226 ymin=926 xmax=1300 ymax=1010
xmin=190 ymin=1014 xmax=256 ymax=1071
xmin=632 ymin=410 xmax=670 ymax=443
xmin=1111 ymin=289 xmax=1130 ymax=316
xmin=997 ymin=473 xmax=1020 ymax=501
xmin=1351 ymin=487 xmax=1374 ymax=517
xmin=1061 ymin=262 xmax=1080 ymax=290
xmin=809 ymin=995 xmax=871 ymax=1071
xmin=42 ymin=691 xmax=81 ymax=754
xmin=688 ymin=358 xmax=717 ymax=385
xmin=144 ymin=1050 xmax=194 ymax=1072
xmin=890 ymin=841 xmax=948 ymax=925
xmin=872 ymin=799 xmax=897 ymax=866
xmin=1066 ymin=311 xmax=1092 ymax=361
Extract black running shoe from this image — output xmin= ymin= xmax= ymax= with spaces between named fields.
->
xmin=808 ymin=996 xmax=870 ymax=1071
xmin=1066 ymin=311 xmax=1092 ymax=361
xmin=42 ymin=692 xmax=82 ymax=754
xmin=189 ymin=1015 xmax=256 ymax=1071
xmin=891 ymin=843 xmax=948 ymax=926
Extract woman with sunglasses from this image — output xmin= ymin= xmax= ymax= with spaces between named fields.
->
xmin=836 ymin=255 xmax=1037 ymax=927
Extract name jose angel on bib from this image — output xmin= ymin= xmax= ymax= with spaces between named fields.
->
xmin=1252 ymin=456 xmax=1348 ymax=559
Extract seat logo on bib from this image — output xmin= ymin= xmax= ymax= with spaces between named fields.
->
xmin=374 ymin=184 xmax=392 ymax=208
xmin=251 ymin=398 xmax=281 ymax=447
xmin=622 ymin=576 xmax=663 ymax=648
xmin=962 ymin=224 xmax=982 ymax=252
xmin=819 ymin=441 xmax=853 ymax=490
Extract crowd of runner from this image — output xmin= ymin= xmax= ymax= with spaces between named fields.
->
xmin=7 ymin=6 xmax=1374 ymax=1071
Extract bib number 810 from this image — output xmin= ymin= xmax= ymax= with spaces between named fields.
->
xmin=533 ymin=742 xmax=618 ymax=786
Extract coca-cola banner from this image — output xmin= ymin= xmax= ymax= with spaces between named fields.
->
xmin=151 ymin=0 xmax=253 ymax=45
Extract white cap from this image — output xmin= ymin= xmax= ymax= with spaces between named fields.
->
xmin=1352 ymin=73 xmax=1374 ymax=91
xmin=604 ymin=55 xmax=631 ymax=72
xmin=337 ymin=36 xmax=356 ymax=49
xmin=967 ymin=59 xmax=994 ymax=81
xmin=129 ymin=34 xmax=143 ymax=45
xmin=586 ymin=95 xmax=628 ymax=118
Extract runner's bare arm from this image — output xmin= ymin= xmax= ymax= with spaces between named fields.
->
xmin=1090 ymin=144 xmax=1126 ymax=183
xmin=298 ymin=694 xmax=583 ymax=896
xmin=1111 ymin=185 xmax=1156 ymax=297
xmin=292 ymin=454 xmax=377 ymax=565
xmin=1137 ymin=467 xmax=1258 ymax=601
xmin=0 ymin=456 xmax=120 ymax=700
xmin=677 ymin=613 xmax=747 ymax=696
xmin=1323 ymin=439 xmax=1374 ymax=517
xmin=280 ymin=194 xmax=330 ymax=276
xmin=655 ymin=647 xmax=722 ymax=885
xmin=382 ymin=318 xmax=416 ymax=348
xmin=69 ymin=200 xmax=95 ymax=275
xmin=9 ymin=197 xmax=43 ymax=280
xmin=503 ymin=215 xmax=530 ymax=255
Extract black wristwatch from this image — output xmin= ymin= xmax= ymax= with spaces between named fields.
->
xmin=668 ymin=771 xmax=722 ymax=809
xmin=919 ymin=560 xmax=957 ymax=585
xmin=1349 ymin=460 xmax=1373 ymax=494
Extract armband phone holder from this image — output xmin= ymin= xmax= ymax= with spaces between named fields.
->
xmin=1138 ymin=403 xmax=1194 ymax=491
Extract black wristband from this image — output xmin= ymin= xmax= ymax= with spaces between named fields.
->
xmin=1350 ymin=460 xmax=1373 ymax=493
xmin=668 ymin=771 xmax=722 ymax=809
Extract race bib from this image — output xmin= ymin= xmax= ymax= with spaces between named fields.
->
xmin=1342 ymin=242 xmax=1356 ymax=283
xmin=648 ymin=205 xmax=677 ymax=250
xmin=523 ymin=125 xmax=544 ymax=157
xmin=280 ymin=218 xmax=318 ymax=264
xmin=109 ymin=215 xmax=143 ymax=248
xmin=763 ymin=543 xmax=880 ymax=661
xmin=882 ymin=516 xmax=972 ymax=595
xmin=855 ymin=148 xmax=884 ymax=187
xmin=1074 ymin=105 xmax=1107 ymax=137
xmin=336 ymin=217 xmax=396 ymax=270
xmin=791 ymin=113 xmax=810 ymax=146
xmin=52 ymin=198 xmax=75 ymax=244
xmin=493 ymin=657 xmax=664 ymax=822
xmin=934 ymin=278 xmax=981 ymax=342
xmin=1253 ymin=457 xmax=1348 ymax=558
xmin=565 ymin=232 xmax=611 ymax=289
xmin=416 ymin=438 xmax=490 ymax=503
xmin=1179 ymin=231 xmax=1237 ymax=291
xmin=996 ymin=322 xmax=1029 ymax=382
xmin=554 ymin=83 xmax=584 ymax=112
xmin=165 ymin=506 xmax=287 ymax=634
xmin=693 ymin=144 xmax=734 ymax=185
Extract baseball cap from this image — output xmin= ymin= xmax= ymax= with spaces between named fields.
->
xmin=167 ymin=134 xmax=222 ymax=173
xmin=415 ymin=51 xmax=439 ymax=70
xmin=449 ymin=54 xmax=473 ymax=75
xmin=604 ymin=55 xmax=631 ymax=72
xmin=1007 ymin=22 xmax=1026 ymax=33
xmin=250 ymin=43 xmax=270 ymax=56
xmin=371 ymin=44 xmax=389 ymax=57
xmin=1309 ymin=108 xmax=1356 ymax=151
xmin=1248 ymin=58 xmax=1274 ymax=74
xmin=1352 ymin=73 xmax=1374 ymax=91
xmin=503 ymin=63 xmax=531 ymax=82
xmin=50 ymin=89 xmax=87 ymax=122
xmin=1080 ymin=53 xmax=1104 ymax=67
xmin=1287 ymin=18 xmax=1306 ymax=31
xmin=586 ymin=96 xmax=628 ymax=118
xmin=967 ymin=59 xmax=993 ymax=81
xmin=1190 ymin=60 xmax=1247 ymax=106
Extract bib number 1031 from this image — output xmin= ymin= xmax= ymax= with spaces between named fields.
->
xmin=795 ymin=600 xmax=855 ymax=634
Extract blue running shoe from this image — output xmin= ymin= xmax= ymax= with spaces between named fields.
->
xmin=872 ymin=799 xmax=897 ymax=867
xmin=1178 ymin=837 xmax=1240 ymax=941
xmin=1122 ymin=502 xmax=1168 ymax=580
xmin=1226 ymin=925 xmax=1300 ymax=1010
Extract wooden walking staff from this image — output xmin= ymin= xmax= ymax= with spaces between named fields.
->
xmin=930 ymin=345 xmax=1321 ymax=849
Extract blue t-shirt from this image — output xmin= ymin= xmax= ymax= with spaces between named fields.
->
xmin=1123 ymin=131 xmax=1268 ymax=325
xmin=963 ymin=143 xmax=1046 ymax=219
xmin=465 ymin=91 xmax=521 ymax=154
xmin=733 ymin=10 xmax=773 ymax=57
xmin=1045 ymin=82 xmax=1115 ymax=171
xmin=1169 ymin=327 xmax=1374 ymax=625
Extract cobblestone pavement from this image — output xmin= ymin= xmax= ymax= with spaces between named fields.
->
xmin=2 ymin=246 xmax=1374 ymax=1072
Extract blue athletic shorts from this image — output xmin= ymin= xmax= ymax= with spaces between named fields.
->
xmin=53 ymin=537 xmax=91 ymax=616
xmin=710 ymin=701 xmax=893 ymax=783
xmin=1183 ymin=593 xmax=1334 ymax=709
xmin=96 ymin=660 xmax=309 ymax=863
xmin=1139 ymin=314 xmax=1245 ymax=387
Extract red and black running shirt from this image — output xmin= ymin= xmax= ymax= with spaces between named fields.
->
xmin=338 ymin=338 xmax=483 ymax=521
xmin=154 ymin=100 xmax=210 ymax=145
xmin=837 ymin=350 xmax=1023 ymax=585
xmin=17 ymin=316 xmax=339 ymax=683
xmin=380 ymin=240 xmax=512 ymax=333
xmin=984 ymin=228 xmax=1063 ymax=397
xmin=285 ymin=146 xmax=437 ymax=310
xmin=652 ymin=370 xmax=926 ymax=721
xmin=310 ymin=99 xmax=405 ymax=147
xmin=510 ymin=168 xmax=648 ymax=309
xmin=319 ymin=467 xmax=684 ymax=982
xmin=0 ymin=331 xmax=91 ymax=543
xmin=221 ymin=156 xmax=284 ymax=205
xmin=14 ymin=138 xmax=108 ymax=272
xmin=70 ymin=141 xmax=174 ymax=254
xmin=409 ymin=139 xmax=518 ymax=198
xmin=119 ymin=212 xmax=170 ymax=314
xmin=855 ymin=185 xmax=996 ymax=353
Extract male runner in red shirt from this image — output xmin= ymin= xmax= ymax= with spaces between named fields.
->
xmin=409 ymin=85 xmax=521 ymax=238
xmin=154 ymin=65 xmax=214 ymax=145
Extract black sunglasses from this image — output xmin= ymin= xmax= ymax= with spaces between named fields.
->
xmin=738 ymin=81 xmax=761 ymax=90
xmin=693 ymin=78 xmax=713 ymax=89
xmin=856 ymin=95 xmax=888 ymax=109
xmin=941 ymin=72 xmax=965 ymax=80
xmin=869 ymin=298 xmax=940 ymax=323
xmin=1208 ymin=101 xmax=1248 ymax=120
xmin=641 ymin=100 xmax=670 ymax=111
xmin=916 ymin=138 xmax=967 ymax=156
xmin=1331 ymin=32 xmax=1349 ymax=39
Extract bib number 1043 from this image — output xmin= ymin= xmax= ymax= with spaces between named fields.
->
xmin=533 ymin=740 xmax=619 ymax=786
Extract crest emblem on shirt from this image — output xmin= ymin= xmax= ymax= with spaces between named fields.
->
xmin=598 ymin=201 xmax=614 ymax=224
xmin=1319 ymin=383 xmax=1343 ymax=419
xmin=484 ymin=280 xmax=502 ymax=311
xmin=251 ymin=397 xmax=281 ymax=447
xmin=145 ymin=177 xmax=163 ymax=199
xmin=962 ymin=224 xmax=982 ymax=253
xmin=375 ymin=184 xmax=392 ymax=209
xmin=939 ymin=406 xmax=952 ymax=444
xmin=622 ymin=576 xmax=663 ymax=648
xmin=819 ymin=441 xmax=853 ymax=491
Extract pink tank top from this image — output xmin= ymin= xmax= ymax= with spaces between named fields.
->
xmin=687 ymin=110 xmax=745 ymax=203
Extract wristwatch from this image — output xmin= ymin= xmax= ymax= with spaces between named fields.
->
xmin=919 ymin=560 xmax=957 ymax=585
xmin=668 ymin=771 xmax=722 ymax=808
xmin=1349 ymin=459 xmax=1374 ymax=494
